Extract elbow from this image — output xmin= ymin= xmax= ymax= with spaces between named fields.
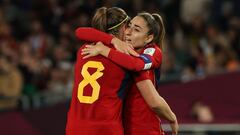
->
xmin=144 ymin=94 xmax=164 ymax=111
xmin=148 ymin=100 xmax=163 ymax=112
xmin=126 ymin=63 xmax=141 ymax=71
xmin=75 ymin=28 xmax=82 ymax=39
xmin=151 ymin=106 xmax=160 ymax=113
xmin=132 ymin=63 xmax=144 ymax=72
xmin=151 ymin=103 xmax=177 ymax=123
xmin=127 ymin=60 xmax=143 ymax=71
xmin=151 ymin=105 xmax=163 ymax=113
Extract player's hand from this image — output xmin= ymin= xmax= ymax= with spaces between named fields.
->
xmin=111 ymin=38 xmax=139 ymax=57
xmin=170 ymin=118 xmax=179 ymax=135
xmin=81 ymin=42 xmax=105 ymax=59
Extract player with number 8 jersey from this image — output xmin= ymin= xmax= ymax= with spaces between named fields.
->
xmin=66 ymin=7 xmax=132 ymax=135
xmin=66 ymin=44 xmax=131 ymax=135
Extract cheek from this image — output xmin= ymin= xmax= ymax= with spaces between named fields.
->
xmin=131 ymin=34 xmax=146 ymax=48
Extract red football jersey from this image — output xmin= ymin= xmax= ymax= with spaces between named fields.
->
xmin=123 ymin=45 xmax=164 ymax=135
xmin=66 ymin=44 xmax=131 ymax=135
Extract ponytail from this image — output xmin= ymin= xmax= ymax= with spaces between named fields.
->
xmin=152 ymin=13 xmax=165 ymax=50
xmin=91 ymin=7 xmax=107 ymax=32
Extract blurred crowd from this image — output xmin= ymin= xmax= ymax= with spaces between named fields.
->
xmin=0 ymin=0 xmax=240 ymax=111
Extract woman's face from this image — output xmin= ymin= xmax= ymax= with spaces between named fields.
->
xmin=124 ymin=16 xmax=153 ymax=49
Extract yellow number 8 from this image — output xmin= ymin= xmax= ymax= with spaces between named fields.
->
xmin=78 ymin=61 xmax=104 ymax=104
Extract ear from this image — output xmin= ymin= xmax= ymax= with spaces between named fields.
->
xmin=145 ymin=34 xmax=154 ymax=44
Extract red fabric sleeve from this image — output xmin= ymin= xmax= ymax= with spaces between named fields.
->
xmin=108 ymin=45 xmax=162 ymax=72
xmin=133 ymin=71 xmax=151 ymax=83
xmin=75 ymin=27 xmax=113 ymax=46
xmin=108 ymin=49 xmax=144 ymax=71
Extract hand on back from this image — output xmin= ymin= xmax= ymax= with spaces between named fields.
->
xmin=81 ymin=42 xmax=105 ymax=59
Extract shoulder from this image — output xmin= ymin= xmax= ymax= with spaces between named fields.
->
xmin=142 ymin=44 xmax=162 ymax=57
xmin=139 ymin=44 xmax=162 ymax=69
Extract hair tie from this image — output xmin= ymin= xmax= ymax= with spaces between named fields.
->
xmin=107 ymin=16 xmax=129 ymax=31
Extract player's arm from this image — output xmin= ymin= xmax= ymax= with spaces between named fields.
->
xmin=75 ymin=27 xmax=137 ymax=55
xmin=135 ymin=71 xmax=178 ymax=134
xmin=82 ymin=42 xmax=161 ymax=71
xmin=75 ymin=27 xmax=113 ymax=46
xmin=136 ymin=79 xmax=177 ymax=121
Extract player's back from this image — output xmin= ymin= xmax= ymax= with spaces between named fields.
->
xmin=66 ymin=44 xmax=130 ymax=135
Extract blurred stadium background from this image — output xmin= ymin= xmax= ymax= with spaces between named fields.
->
xmin=0 ymin=0 xmax=239 ymax=135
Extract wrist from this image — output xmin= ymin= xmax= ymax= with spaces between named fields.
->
xmin=97 ymin=45 xmax=106 ymax=54
xmin=99 ymin=45 xmax=110 ymax=57
xmin=170 ymin=113 xmax=177 ymax=123
xmin=111 ymin=38 xmax=119 ymax=47
xmin=111 ymin=37 xmax=116 ymax=44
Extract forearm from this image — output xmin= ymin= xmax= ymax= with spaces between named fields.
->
xmin=108 ymin=49 xmax=146 ymax=71
xmin=136 ymin=80 xmax=176 ymax=123
xmin=75 ymin=27 xmax=113 ymax=46
xmin=151 ymin=96 xmax=177 ymax=123
xmin=107 ymin=46 xmax=161 ymax=71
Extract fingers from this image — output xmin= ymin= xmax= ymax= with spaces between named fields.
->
xmin=117 ymin=47 xmax=130 ymax=55
xmin=170 ymin=121 xmax=178 ymax=135
xmin=81 ymin=51 xmax=89 ymax=55
xmin=125 ymin=47 xmax=136 ymax=56
xmin=127 ymin=44 xmax=134 ymax=49
xmin=83 ymin=54 xmax=92 ymax=59
xmin=81 ymin=47 xmax=99 ymax=59
xmin=128 ymin=49 xmax=139 ymax=57
xmin=81 ymin=48 xmax=91 ymax=55
xmin=85 ymin=45 xmax=94 ymax=48
xmin=125 ymin=52 xmax=130 ymax=55
xmin=82 ymin=49 xmax=96 ymax=59
xmin=81 ymin=48 xmax=92 ymax=58
xmin=173 ymin=129 xmax=178 ymax=135
xmin=171 ymin=130 xmax=177 ymax=135
xmin=123 ymin=46 xmax=139 ymax=57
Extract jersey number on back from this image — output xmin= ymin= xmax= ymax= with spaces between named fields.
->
xmin=78 ymin=61 xmax=104 ymax=104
